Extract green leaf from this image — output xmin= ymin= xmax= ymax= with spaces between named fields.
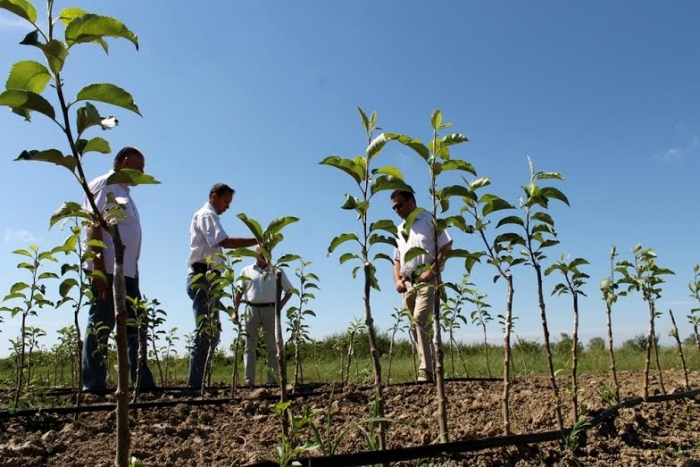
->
xmin=37 ymin=40 xmax=68 ymax=75
xmin=267 ymin=216 xmax=299 ymax=235
xmin=370 ymin=175 xmax=412 ymax=196
xmin=442 ymin=159 xmax=475 ymax=174
xmin=369 ymin=219 xmax=397 ymax=236
xmin=340 ymin=194 xmax=361 ymax=210
xmin=64 ymin=14 xmax=138 ymax=51
xmin=10 ymin=282 xmax=29 ymax=294
xmin=444 ymin=215 xmax=468 ymax=232
xmin=496 ymin=216 xmax=524 ymax=228
xmin=403 ymin=246 xmax=428 ymax=263
xmin=539 ymin=187 xmax=570 ymax=206
xmin=106 ymin=169 xmax=159 ymax=185
xmin=372 ymin=166 xmax=404 ymax=179
xmin=49 ymin=202 xmax=92 ymax=228
xmin=58 ymin=7 xmax=88 ymax=25
xmin=319 ymin=155 xmax=365 ymax=185
xmin=481 ymin=194 xmax=514 ymax=216
xmin=536 ymin=172 xmax=564 ymax=181
xmin=531 ymin=212 xmax=554 ymax=226
xmin=80 ymin=136 xmax=111 ymax=155
xmin=495 ymin=232 xmax=526 ymax=246
xmin=5 ymin=60 xmax=51 ymax=94
xmin=15 ymin=149 xmax=76 ymax=172
xmin=327 ymin=233 xmax=358 ymax=255
xmin=440 ymin=133 xmax=469 ymax=148
xmin=339 ymin=252 xmax=359 ymax=265
xmin=236 ymin=214 xmax=264 ymax=241
xmin=367 ymin=133 xmax=388 ymax=160
xmin=76 ymin=102 xmax=103 ymax=135
xmin=373 ymin=252 xmax=394 ymax=264
xmin=0 ymin=0 xmax=37 ymax=23
xmin=469 ymin=177 xmax=490 ymax=190
xmin=431 ymin=109 xmax=442 ymax=130
xmin=277 ymin=253 xmax=300 ymax=264
xmin=0 ymin=89 xmax=55 ymax=121
xmin=368 ymin=234 xmax=395 ymax=247
xmin=383 ymin=133 xmax=430 ymax=161
xmin=436 ymin=184 xmax=473 ymax=199
xmin=38 ymin=271 xmax=59 ymax=280
xmin=75 ymin=83 xmax=141 ymax=116
xmin=12 ymin=248 xmax=33 ymax=257
xmin=59 ymin=278 xmax=79 ymax=298
xmin=358 ymin=107 xmax=370 ymax=132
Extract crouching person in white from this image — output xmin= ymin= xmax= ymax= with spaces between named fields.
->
xmin=234 ymin=246 xmax=292 ymax=386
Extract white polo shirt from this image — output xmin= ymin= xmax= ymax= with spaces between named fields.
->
xmin=187 ymin=202 xmax=229 ymax=267
xmin=237 ymin=264 xmax=292 ymax=304
xmin=393 ymin=211 xmax=452 ymax=279
xmin=82 ymin=170 xmax=141 ymax=278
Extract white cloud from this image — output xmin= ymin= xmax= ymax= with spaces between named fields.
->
xmin=657 ymin=147 xmax=683 ymax=162
xmin=2 ymin=228 xmax=38 ymax=244
xmin=0 ymin=15 xmax=32 ymax=31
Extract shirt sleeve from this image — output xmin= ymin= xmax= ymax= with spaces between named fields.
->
xmin=198 ymin=212 xmax=228 ymax=247
xmin=437 ymin=228 xmax=452 ymax=250
xmin=281 ymin=270 xmax=293 ymax=292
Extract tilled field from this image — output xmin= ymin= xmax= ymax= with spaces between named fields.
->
xmin=1 ymin=370 xmax=699 ymax=466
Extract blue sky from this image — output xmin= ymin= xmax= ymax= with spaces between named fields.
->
xmin=1 ymin=1 xmax=700 ymax=358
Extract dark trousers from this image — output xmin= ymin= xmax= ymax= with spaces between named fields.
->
xmin=186 ymin=271 xmax=222 ymax=388
xmin=81 ymin=274 xmax=155 ymax=390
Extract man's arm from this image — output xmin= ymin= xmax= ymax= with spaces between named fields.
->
xmin=280 ymin=291 xmax=292 ymax=309
xmin=417 ymin=239 xmax=453 ymax=283
xmin=232 ymin=289 xmax=243 ymax=324
xmin=394 ymin=260 xmax=406 ymax=293
xmin=218 ymin=237 xmax=258 ymax=249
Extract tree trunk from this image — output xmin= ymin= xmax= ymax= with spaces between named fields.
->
xmin=534 ymin=264 xmax=564 ymax=432
xmin=111 ymin=227 xmax=131 ymax=467
xmin=482 ymin=324 xmax=492 ymax=378
xmin=433 ymin=276 xmax=449 ymax=443
xmin=643 ymin=301 xmax=654 ymax=402
xmin=362 ymin=262 xmax=386 ymax=451
xmin=230 ymin=323 xmax=242 ymax=399
xmin=668 ymin=309 xmax=690 ymax=390
xmin=605 ymin=303 xmax=620 ymax=402
xmin=650 ymin=303 xmax=666 ymax=395
xmin=571 ymin=294 xmax=580 ymax=422
xmin=502 ymin=275 xmax=514 ymax=435
xmin=274 ymin=270 xmax=289 ymax=439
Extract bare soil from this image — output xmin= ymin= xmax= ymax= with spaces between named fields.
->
xmin=1 ymin=370 xmax=699 ymax=466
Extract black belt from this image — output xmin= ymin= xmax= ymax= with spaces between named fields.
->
xmin=191 ymin=262 xmax=219 ymax=274
xmin=248 ymin=302 xmax=275 ymax=307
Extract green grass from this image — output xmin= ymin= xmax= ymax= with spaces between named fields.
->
xmin=1 ymin=338 xmax=699 ymax=392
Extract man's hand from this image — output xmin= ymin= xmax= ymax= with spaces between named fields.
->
xmin=395 ymin=278 xmax=407 ymax=293
xmin=417 ymin=269 xmax=435 ymax=283
xmin=91 ymin=271 xmax=108 ymax=299
xmin=229 ymin=305 xmax=239 ymax=325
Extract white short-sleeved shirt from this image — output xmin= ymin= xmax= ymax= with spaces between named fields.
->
xmin=237 ymin=264 xmax=292 ymax=303
xmin=82 ymin=170 xmax=141 ymax=279
xmin=393 ymin=211 xmax=452 ymax=279
xmin=187 ymin=202 xmax=229 ymax=267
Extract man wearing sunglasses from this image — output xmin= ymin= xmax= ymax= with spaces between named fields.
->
xmin=390 ymin=188 xmax=452 ymax=383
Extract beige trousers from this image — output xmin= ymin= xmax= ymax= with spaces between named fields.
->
xmin=402 ymin=280 xmax=435 ymax=376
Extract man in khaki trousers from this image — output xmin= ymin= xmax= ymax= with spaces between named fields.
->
xmin=390 ymin=189 xmax=452 ymax=382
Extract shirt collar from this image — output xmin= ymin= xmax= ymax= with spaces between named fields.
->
xmin=204 ymin=201 xmax=218 ymax=216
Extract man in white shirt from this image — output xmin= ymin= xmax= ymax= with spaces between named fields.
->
xmin=82 ymin=146 xmax=156 ymax=391
xmin=234 ymin=246 xmax=293 ymax=386
xmin=391 ymin=188 xmax=452 ymax=383
xmin=186 ymin=183 xmax=257 ymax=389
